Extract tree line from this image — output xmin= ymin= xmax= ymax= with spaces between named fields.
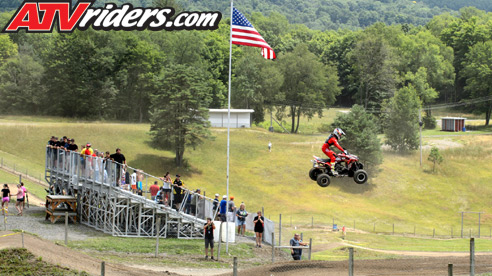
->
xmin=1 ymin=7 xmax=492 ymax=164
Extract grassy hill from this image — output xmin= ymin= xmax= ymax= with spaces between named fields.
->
xmin=0 ymin=113 xmax=492 ymax=236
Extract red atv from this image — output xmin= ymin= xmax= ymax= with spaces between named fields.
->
xmin=309 ymin=152 xmax=368 ymax=187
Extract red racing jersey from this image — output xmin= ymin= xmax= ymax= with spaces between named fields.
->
xmin=325 ymin=135 xmax=344 ymax=152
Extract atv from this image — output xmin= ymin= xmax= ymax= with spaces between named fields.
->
xmin=309 ymin=152 xmax=368 ymax=187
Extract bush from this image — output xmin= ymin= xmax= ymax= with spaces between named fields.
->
xmin=423 ymin=114 xmax=437 ymax=129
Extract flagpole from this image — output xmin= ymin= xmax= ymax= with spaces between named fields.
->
xmin=226 ymin=0 xmax=233 ymax=254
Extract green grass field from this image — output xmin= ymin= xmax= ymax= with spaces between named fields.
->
xmin=1 ymin=113 xmax=492 ymax=253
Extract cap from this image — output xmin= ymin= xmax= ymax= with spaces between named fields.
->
xmin=70 ymin=138 xmax=74 ymax=141
xmin=176 ymin=174 xmax=180 ymax=177
xmin=215 ymin=193 xmax=219 ymax=197
xmin=86 ymin=143 xmax=91 ymax=147
xmin=230 ymin=196 xmax=234 ymax=200
xmin=222 ymin=195 xmax=227 ymax=198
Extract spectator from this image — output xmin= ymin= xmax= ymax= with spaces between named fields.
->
xmin=20 ymin=182 xmax=28 ymax=209
xmin=253 ymin=211 xmax=264 ymax=248
xmin=67 ymin=138 xmax=78 ymax=152
xmin=191 ymin=189 xmax=201 ymax=215
xmin=184 ymin=190 xmax=193 ymax=214
xmin=149 ymin=181 xmax=160 ymax=201
xmin=137 ymin=170 xmax=144 ymax=191
xmin=15 ymin=184 xmax=24 ymax=216
xmin=236 ymin=203 xmax=248 ymax=236
xmin=1 ymin=184 xmax=11 ymax=216
xmin=159 ymin=172 xmax=172 ymax=206
xmin=110 ymin=148 xmax=126 ymax=185
xmin=212 ymin=194 xmax=219 ymax=219
xmin=155 ymin=187 xmax=164 ymax=205
xmin=268 ymin=141 xmax=272 ymax=152
xmin=67 ymin=138 xmax=79 ymax=170
xmin=173 ymin=175 xmax=183 ymax=209
xmin=290 ymin=233 xmax=308 ymax=260
xmin=342 ymin=225 xmax=346 ymax=239
xmin=130 ymin=170 xmax=137 ymax=192
xmin=204 ymin=217 xmax=215 ymax=260
xmin=219 ymin=195 xmax=227 ymax=222
xmin=227 ymin=196 xmax=235 ymax=222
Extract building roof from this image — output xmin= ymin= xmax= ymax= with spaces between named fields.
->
xmin=209 ymin=109 xmax=255 ymax=113
xmin=441 ymin=117 xmax=467 ymax=120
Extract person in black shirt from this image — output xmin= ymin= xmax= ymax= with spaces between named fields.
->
xmin=110 ymin=148 xmax=126 ymax=186
xmin=204 ymin=217 xmax=215 ymax=260
xmin=173 ymin=175 xmax=183 ymax=209
xmin=67 ymin=138 xmax=78 ymax=152
xmin=2 ymin=184 xmax=11 ymax=216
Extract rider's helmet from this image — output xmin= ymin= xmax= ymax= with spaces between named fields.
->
xmin=333 ymin=128 xmax=345 ymax=140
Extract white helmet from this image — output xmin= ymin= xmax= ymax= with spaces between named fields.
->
xmin=333 ymin=128 xmax=345 ymax=140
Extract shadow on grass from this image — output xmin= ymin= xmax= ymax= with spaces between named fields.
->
xmin=130 ymin=154 xmax=202 ymax=178
xmin=329 ymin=177 xmax=375 ymax=194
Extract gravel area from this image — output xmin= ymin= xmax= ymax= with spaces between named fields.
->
xmin=2 ymin=205 xmax=105 ymax=241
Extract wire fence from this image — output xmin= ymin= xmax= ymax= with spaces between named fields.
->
xmin=0 ymin=157 xmax=47 ymax=187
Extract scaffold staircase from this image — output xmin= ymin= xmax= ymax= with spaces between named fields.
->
xmin=45 ymin=148 xmax=215 ymax=239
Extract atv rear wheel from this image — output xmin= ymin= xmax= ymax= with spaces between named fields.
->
xmin=316 ymin=174 xmax=331 ymax=187
xmin=353 ymin=170 xmax=368 ymax=184
xmin=309 ymin=168 xmax=322 ymax=181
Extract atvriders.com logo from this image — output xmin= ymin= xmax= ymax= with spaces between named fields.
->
xmin=2 ymin=0 xmax=222 ymax=33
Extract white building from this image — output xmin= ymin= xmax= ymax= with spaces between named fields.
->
xmin=208 ymin=109 xmax=254 ymax=128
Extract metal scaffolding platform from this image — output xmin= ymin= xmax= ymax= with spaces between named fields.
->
xmin=45 ymin=147 xmax=217 ymax=238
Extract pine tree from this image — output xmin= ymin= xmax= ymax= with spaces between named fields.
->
xmin=149 ymin=64 xmax=213 ymax=167
xmin=427 ymin=146 xmax=443 ymax=172
xmin=330 ymin=105 xmax=382 ymax=167
xmin=384 ymin=85 xmax=421 ymax=152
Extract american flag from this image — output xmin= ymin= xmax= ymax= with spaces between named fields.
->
xmin=232 ymin=8 xmax=276 ymax=60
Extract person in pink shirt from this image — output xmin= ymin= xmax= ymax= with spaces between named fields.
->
xmin=20 ymin=182 xmax=28 ymax=209
xmin=15 ymin=184 xmax=24 ymax=216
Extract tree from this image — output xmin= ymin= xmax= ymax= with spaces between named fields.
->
xmin=232 ymin=48 xmax=283 ymax=124
xmin=0 ymin=54 xmax=44 ymax=114
xmin=462 ymin=41 xmax=492 ymax=125
xmin=349 ymin=24 xmax=397 ymax=111
xmin=427 ymin=146 xmax=443 ymax=172
xmin=149 ymin=64 xmax=213 ymax=167
xmin=0 ymin=34 xmax=17 ymax=65
xmin=330 ymin=105 xmax=382 ymax=167
xmin=384 ymin=85 xmax=421 ymax=152
xmin=278 ymin=44 xmax=340 ymax=133
xmin=405 ymin=67 xmax=438 ymax=129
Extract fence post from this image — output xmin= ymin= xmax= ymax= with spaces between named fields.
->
xmin=353 ymin=220 xmax=355 ymax=232
xmin=217 ymin=222 xmax=223 ymax=261
xmin=433 ymin=228 xmax=435 ymax=238
xmin=348 ymin=247 xmax=354 ymax=276
xmin=279 ymin=214 xmax=282 ymax=246
xmin=101 ymin=261 xmax=105 ymax=276
xmin=233 ymin=257 xmax=238 ymax=276
xmin=301 ymin=233 xmax=303 ymax=241
xmin=470 ymin=238 xmax=475 ymax=276
xmin=21 ymin=230 xmax=24 ymax=248
xmin=308 ymin=238 xmax=312 ymax=260
xmin=448 ymin=263 xmax=453 ymax=276
xmin=155 ymin=217 xmax=161 ymax=258
xmin=1 ymin=157 xmax=3 ymax=167
xmin=271 ymin=232 xmax=275 ymax=263
xmin=64 ymin=212 xmax=68 ymax=245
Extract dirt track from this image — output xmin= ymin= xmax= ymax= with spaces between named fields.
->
xmin=0 ymin=231 xmax=178 ymax=276
xmin=225 ymin=256 xmax=492 ymax=276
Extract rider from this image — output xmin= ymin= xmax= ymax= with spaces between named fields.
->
xmin=321 ymin=128 xmax=347 ymax=176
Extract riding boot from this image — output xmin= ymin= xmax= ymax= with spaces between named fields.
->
xmin=331 ymin=162 xmax=338 ymax=176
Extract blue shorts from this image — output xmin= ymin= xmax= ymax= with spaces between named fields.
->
xmin=237 ymin=220 xmax=246 ymax=226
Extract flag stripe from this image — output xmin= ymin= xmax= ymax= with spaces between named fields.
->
xmin=232 ymin=7 xmax=275 ymax=60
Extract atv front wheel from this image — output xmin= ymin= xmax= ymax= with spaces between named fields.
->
xmin=309 ymin=168 xmax=322 ymax=181
xmin=353 ymin=170 xmax=368 ymax=184
xmin=316 ymin=174 xmax=331 ymax=187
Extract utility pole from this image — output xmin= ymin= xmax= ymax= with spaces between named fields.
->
xmin=419 ymin=108 xmax=423 ymax=166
